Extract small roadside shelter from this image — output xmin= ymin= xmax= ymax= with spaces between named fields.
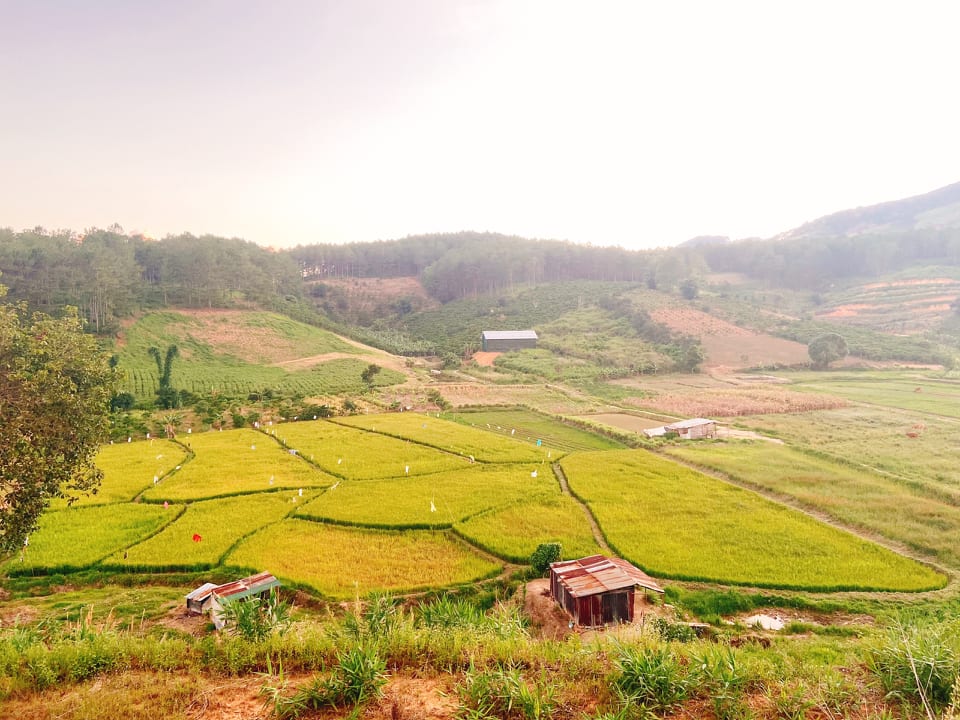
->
xmin=549 ymin=555 xmax=663 ymax=627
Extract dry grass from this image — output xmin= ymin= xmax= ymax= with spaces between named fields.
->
xmin=630 ymin=387 xmax=848 ymax=418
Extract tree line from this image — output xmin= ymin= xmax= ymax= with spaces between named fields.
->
xmin=0 ymin=226 xmax=305 ymax=334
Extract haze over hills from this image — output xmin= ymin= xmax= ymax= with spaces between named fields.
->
xmin=775 ymin=179 xmax=960 ymax=241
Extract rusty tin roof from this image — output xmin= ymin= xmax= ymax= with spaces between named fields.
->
xmin=211 ymin=571 xmax=281 ymax=602
xmin=551 ymin=555 xmax=663 ymax=597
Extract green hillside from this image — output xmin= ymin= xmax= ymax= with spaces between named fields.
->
xmin=113 ymin=310 xmax=404 ymax=400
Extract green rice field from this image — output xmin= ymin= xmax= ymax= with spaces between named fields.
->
xmin=454 ymin=495 xmax=601 ymax=562
xmin=226 ymin=520 xmax=500 ymax=598
xmin=335 ymin=413 xmax=557 ymax=462
xmin=141 ymin=429 xmax=335 ymax=502
xmin=52 ymin=440 xmax=189 ymax=508
xmin=664 ymin=440 xmax=960 ymax=569
xmin=5 ymin=504 xmax=179 ymax=575
xmin=294 ymin=464 xmax=554 ymax=528
xmin=443 ymin=407 xmax=625 ymax=452
xmin=561 ymin=450 xmax=946 ymax=591
xmin=271 ymin=420 xmax=471 ymax=479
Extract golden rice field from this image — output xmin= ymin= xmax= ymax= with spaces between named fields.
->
xmin=105 ymin=493 xmax=307 ymax=571
xmin=270 ymin=419 xmax=471 ymax=479
xmin=226 ymin=520 xmax=500 ymax=598
xmin=335 ymin=413 xmax=557 ymax=463
xmin=141 ymin=428 xmax=335 ymax=502
xmin=51 ymin=439 xmax=189 ymax=508
xmin=294 ymin=464 xmax=553 ymax=528
xmin=561 ymin=450 xmax=946 ymax=591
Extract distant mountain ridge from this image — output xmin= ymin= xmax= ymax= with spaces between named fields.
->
xmin=777 ymin=180 xmax=960 ymax=240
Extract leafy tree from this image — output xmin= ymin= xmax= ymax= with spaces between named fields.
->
xmin=808 ymin=332 xmax=849 ymax=369
xmin=360 ymin=364 xmax=382 ymax=387
xmin=531 ymin=542 xmax=562 ymax=575
xmin=0 ymin=289 xmax=115 ymax=553
xmin=679 ymin=278 xmax=700 ymax=300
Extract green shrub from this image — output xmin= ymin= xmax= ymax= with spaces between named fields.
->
xmin=529 ymin=543 xmax=561 ymax=576
xmin=612 ymin=645 xmax=689 ymax=712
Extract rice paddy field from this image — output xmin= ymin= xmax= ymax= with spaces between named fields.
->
xmin=226 ymin=520 xmax=500 ymax=598
xmin=104 ymin=493 xmax=309 ymax=571
xmin=294 ymin=464 xmax=553 ymax=529
xmin=271 ymin=419 xmax=472 ymax=479
xmin=442 ymin=407 xmax=625 ymax=451
xmin=335 ymin=413 xmax=558 ymax=462
xmin=50 ymin=439 xmax=189 ymax=508
xmin=4 ymin=406 xmax=948 ymax=599
xmin=141 ymin=428 xmax=336 ymax=502
xmin=453 ymin=495 xmax=602 ymax=562
xmin=664 ymin=440 xmax=960 ymax=569
xmin=4 ymin=504 xmax=179 ymax=575
xmin=560 ymin=450 xmax=946 ymax=591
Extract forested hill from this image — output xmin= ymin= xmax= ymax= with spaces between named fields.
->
xmin=0 ymin=228 xmax=306 ymax=333
xmin=778 ymin=180 xmax=960 ymax=241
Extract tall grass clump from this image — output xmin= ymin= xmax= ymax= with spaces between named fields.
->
xmin=612 ymin=644 xmax=690 ymax=714
xmin=458 ymin=664 xmax=556 ymax=720
xmin=868 ymin=618 xmax=960 ymax=715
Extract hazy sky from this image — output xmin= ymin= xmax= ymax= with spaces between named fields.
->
xmin=2 ymin=1 xmax=959 ymax=249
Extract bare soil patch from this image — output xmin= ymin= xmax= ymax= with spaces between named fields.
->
xmin=629 ymin=387 xmax=848 ymax=418
xmin=649 ymin=307 xmax=811 ymax=368
xmin=471 ymin=351 xmax=501 ymax=367
xmin=577 ymin=412 xmax=669 ymax=432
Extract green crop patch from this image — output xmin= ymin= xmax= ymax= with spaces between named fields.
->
xmin=561 ymin=450 xmax=945 ymax=591
xmin=295 ymin=464 xmax=555 ymax=528
xmin=4 ymin=504 xmax=178 ymax=575
xmin=225 ymin=520 xmax=500 ymax=598
xmin=51 ymin=439 xmax=190 ymax=508
xmin=665 ymin=440 xmax=960 ymax=571
xmin=106 ymin=493 xmax=302 ymax=571
xmin=141 ymin=428 xmax=335 ymax=502
xmin=113 ymin=310 xmax=404 ymax=399
xmin=271 ymin=420 xmax=470 ymax=479
xmin=454 ymin=495 xmax=601 ymax=562
xmin=444 ymin=408 xmax=624 ymax=452
xmin=335 ymin=413 xmax=555 ymax=462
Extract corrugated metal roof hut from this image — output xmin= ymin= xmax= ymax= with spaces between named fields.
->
xmin=481 ymin=330 xmax=538 ymax=352
xmin=185 ymin=582 xmax=218 ymax=614
xmin=549 ymin=555 xmax=663 ymax=627
xmin=643 ymin=418 xmax=716 ymax=439
xmin=208 ymin=571 xmax=281 ymax=629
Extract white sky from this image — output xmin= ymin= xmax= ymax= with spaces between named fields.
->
xmin=1 ymin=0 xmax=959 ymax=250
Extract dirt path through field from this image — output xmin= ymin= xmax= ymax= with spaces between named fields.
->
xmin=552 ymin=463 xmax=612 ymax=555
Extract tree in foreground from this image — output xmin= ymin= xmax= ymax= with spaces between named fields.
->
xmin=0 ymin=289 xmax=115 ymax=553
xmin=808 ymin=332 xmax=849 ymax=369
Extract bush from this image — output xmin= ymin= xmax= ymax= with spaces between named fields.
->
xmin=530 ymin=543 xmax=562 ymax=576
xmin=217 ymin=589 xmax=291 ymax=642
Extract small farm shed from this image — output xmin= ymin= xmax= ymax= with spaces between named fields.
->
xmin=549 ymin=555 xmax=663 ymax=627
xmin=643 ymin=417 xmax=717 ymax=439
xmin=481 ymin=330 xmax=538 ymax=352
xmin=185 ymin=582 xmax=218 ymax=614
xmin=186 ymin=571 xmax=281 ymax=627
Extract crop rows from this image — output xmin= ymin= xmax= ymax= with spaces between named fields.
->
xmin=444 ymin=408 xmax=625 ymax=452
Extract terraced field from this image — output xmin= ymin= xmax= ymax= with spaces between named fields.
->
xmin=6 ymin=412 xmax=946 ymax=598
